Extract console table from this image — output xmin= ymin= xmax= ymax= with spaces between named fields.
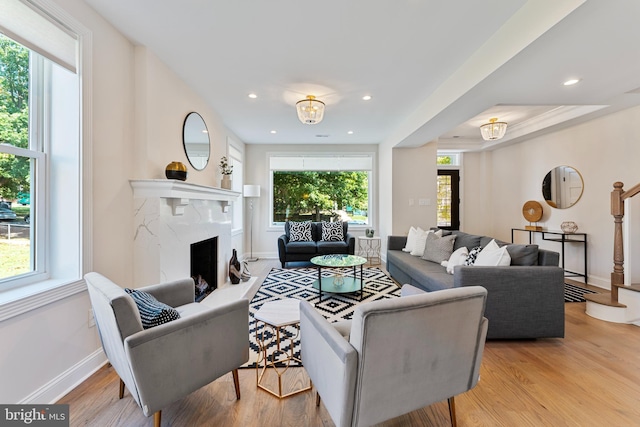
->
xmin=511 ymin=228 xmax=587 ymax=283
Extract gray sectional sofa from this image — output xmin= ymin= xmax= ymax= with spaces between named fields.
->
xmin=387 ymin=230 xmax=565 ymax=339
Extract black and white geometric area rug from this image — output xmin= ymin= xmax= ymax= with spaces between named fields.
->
xmin=564 ymin=282 xmax=598 ymax=302
xmin=244 ymin=267 xmax=401 ymax=368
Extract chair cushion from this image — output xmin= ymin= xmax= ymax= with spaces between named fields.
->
xmin=321 ymin=221 xmax=344 ymax=241
xmin=286 ymin=241 xmax=318 ymax=254
xmin=125 ymin=288 xmax=180 ymax=329
xmin=289 ymin=221 xmax=313 ymax=242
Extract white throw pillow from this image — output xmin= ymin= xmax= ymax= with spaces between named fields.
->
xmin=474 ymin=240 xmax=511 ymax=266
xmin=409 ymin=229 xmax=430 ymax=256
xmin=402 ymin=226 xmax=424 ymax=252
xmin=446 ymin=246 xmax=469 ymax=274
xmin=410 ymin=229 xmax=443 ymax=256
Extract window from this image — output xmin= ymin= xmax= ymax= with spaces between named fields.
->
xmin=437 ymin=151 xmax=461 ymax=230
xmin=270 ymin=154 xmax=373 ymax=226
xmin=0 ymin=6 xmax=82 ymax=291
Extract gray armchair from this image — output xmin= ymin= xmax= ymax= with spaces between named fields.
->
xmin=300 ymin=285 xmax=488 ymax=427
xmin=85 ymin=272 xmax=249 ymax=427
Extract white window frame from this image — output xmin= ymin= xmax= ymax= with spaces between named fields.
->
xmin=0 ymin=0 xmax=91 ymax=321
xmin=228 ymin=141 xmax=243 ymax=234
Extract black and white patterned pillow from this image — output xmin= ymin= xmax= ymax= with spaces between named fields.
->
xmin=464 ymin=246 xmax=482 ymax=266
xmin=125 ymin=288 xmax=180 ymax=329
xmin=321 ymin=221 xmax=344 ymax=241
xmin=289 ymin=221 xmax=312 ymax=242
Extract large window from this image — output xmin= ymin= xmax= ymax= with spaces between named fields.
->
xmin=270 ymin=154 xmax=372 ymax=226
xmin=0 ymin=5 xmax=81 ymax=291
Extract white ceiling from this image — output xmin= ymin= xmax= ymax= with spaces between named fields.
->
xmin=84 ymin=0 xmax=640 ymax=150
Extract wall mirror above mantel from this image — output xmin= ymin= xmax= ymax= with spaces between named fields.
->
xmin=182 ymin=112 xmax=210 ymax=170
xmin=542 ymin=165 xmax=584 ymax=209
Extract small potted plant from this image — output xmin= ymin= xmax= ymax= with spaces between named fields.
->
xmin=219 ymin=156 xmax=233 ymax=189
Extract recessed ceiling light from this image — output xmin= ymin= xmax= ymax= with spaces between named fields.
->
xmin=270 ymin=130 xmax=277 ymax=134
xmin=347 ymin=131 xmax=354 ymax=135
xmin=563 ymin=78 xmax=581 ymax=86
xmin=362 ymin=95 xmax=372 ymax=101
xmin=248 ymin=93 xmax=258 ymax=98
xmin=316 ymin=134 xmax=330 ymax=138
xmin=202 ymin=130 xmax=208 ymax=134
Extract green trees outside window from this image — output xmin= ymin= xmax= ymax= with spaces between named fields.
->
xmin=273 ymin=171 xmax=369 ymax=224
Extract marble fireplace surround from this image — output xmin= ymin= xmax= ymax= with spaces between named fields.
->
xmin=130 ymin=179 xmax=241 ymax=288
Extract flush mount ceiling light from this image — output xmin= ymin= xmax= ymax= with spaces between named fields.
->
xmin=296 ymin=95 xmax=325 ymax=124
xmin=480 ymin=117 xmax=508 ymax=141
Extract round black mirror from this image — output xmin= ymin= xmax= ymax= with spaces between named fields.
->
xmin=542 ymin=165 xmax=584 ymax=209
xmin=182 ymin=112 xmax=210 ymax=170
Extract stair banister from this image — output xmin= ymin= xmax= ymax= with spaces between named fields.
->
xmin=611 ymin=181 xmax=640 ymax=302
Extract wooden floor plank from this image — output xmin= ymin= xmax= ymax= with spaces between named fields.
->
xmin=59 ymin=259 xmax=640 ymax=426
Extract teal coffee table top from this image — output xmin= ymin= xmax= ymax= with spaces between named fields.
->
xmin=310 ymin=254 xmax=367 ymax=268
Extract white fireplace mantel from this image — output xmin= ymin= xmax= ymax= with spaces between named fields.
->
xmin=130 ymin=179 xmax=241 ymax=215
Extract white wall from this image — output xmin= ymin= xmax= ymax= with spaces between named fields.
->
xmin=392 ymin=144 xmax=438 ymax=235
xmin=0 ymin=0 xmax=245 ymax=404
xmin=464 ymin=105 xmax=640 ymax=288
xmin=244 ymin=144 xmax=378 ymax=260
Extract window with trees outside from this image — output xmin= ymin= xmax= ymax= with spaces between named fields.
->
xmin=0 ymin=6 xmax=82 ymax=292
xmin=270 ymin=155 xmax=372 ymax=226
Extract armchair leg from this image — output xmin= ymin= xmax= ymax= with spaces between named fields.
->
xmin=153 ymin=411 xmax=161 ymax=427
xmin=316 ymin=392 xmax=321 ymax=407
xmin=448 ymin=396 xmax=457 ymax=427
xmin=119 ymin=379 xmax=124 ymax=399
xmin=232 ymin=369 xmax=241 ymax=400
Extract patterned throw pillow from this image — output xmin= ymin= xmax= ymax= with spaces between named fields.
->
xmin=421 ymin=233 xmax=456 ymax=263
xmin=125 ymin=288 xmax=180 ymax=329
xmin=289 ymin=221 xmax=312 ymax=242
xmin=464 ymin=246 xmax=482 ymax=266
xmin=321 ymin=221 xmax=344 ymax=241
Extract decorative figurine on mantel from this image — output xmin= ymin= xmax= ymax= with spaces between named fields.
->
xmin=219 ymin=156 xmax=233 ymax=189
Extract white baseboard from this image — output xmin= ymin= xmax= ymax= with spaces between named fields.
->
xmin=20 ymin=349 xmax=107 ymax=404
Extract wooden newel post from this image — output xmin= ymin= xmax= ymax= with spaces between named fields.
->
xmin=611 ymin=182 xmax=625 ymax=301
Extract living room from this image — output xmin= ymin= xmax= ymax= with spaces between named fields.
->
xmin=1 ymin=0 xmax=640 ymax=425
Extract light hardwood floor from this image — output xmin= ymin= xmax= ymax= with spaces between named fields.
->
xmin=59 ymin=259 xmax=640 ymax=426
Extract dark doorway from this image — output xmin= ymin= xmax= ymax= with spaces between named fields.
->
xmin=437 ymin=170 xmax=460 ymax=230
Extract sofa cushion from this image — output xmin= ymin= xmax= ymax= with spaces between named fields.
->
xmin=125 ymin=288 xmax=180 ymax=329
xmin=421 ymin=233 xmax=456 ymax=264
xmin=289 ymin=221 xmax=312 ymax=242
xmin=286 ymin=241 xmax=317 ymax=254
xmin=506 ymin=244 xmax=539 ymax=266
xmin=321 ymin=221 xmax=344 ymax=241
xmin=410 ymin=229 xmax=442 ymax=256
xmin=386 ymin=250 xmax=454 ymax=291
xmin=453 ymin=231 xmax=482 ymax=251
xmin=317 ymin=240 xmax=349 ymax=254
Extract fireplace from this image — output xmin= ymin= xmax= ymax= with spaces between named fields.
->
xmin=191 ymin=236 xmax=218 ymax=301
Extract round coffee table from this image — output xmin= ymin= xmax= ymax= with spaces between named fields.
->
xmin=310 ymin=254 xmax=367 ymax=305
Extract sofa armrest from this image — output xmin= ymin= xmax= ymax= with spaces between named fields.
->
xmin=139 ymin=278 xmax=195 ymax=307
xmin=278 ymin=234 xmax=289 ymax=262
xmin=300 ymin=301 xmax=358 ymax=427
xmin=345 ymin=233 xmax=356 ymax=254
xmin=387 ymin=235 xmax=407 ymax=251
xmin=453 ymin=265 xmax=565 ymax=339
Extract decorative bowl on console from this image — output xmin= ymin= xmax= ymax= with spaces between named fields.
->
xmin=560 ymin=221 xmax=578 ymax=233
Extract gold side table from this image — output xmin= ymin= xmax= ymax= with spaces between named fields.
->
xmin=254 ymin=298 xmax=312 ymax=398
xmin=358 ymin=236 xmax=382 ymax=265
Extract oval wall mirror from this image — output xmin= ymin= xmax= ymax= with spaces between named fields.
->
xmin=182 ymin=112 xmax=210 ymax=170
xmin=541 ymin=165 xmax=584 ymax=209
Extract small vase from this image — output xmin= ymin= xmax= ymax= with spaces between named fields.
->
xmin=229 ymin=249 xmax=241 ymax=284
xmin=165 ymin=161 xmax=187 ymax=181
xmin=221 ymin=175 xmax=232 ymax=189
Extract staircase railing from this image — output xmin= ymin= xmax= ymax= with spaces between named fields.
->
xmin=611 ymin=181 xmax=640 ymax=301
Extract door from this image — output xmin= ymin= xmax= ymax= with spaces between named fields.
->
xmin=437 ymin=170 xmax=460 ymax=230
